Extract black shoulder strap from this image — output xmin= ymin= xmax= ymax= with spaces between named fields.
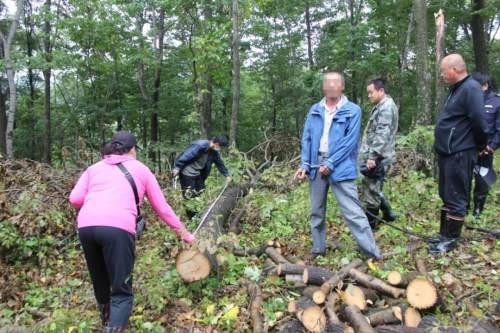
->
xmin=117 ymin=163 xmax=141 ymax=217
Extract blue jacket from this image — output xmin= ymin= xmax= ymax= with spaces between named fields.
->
xmin=174 ymin=140 xmax=229 ymax=180
xmin=301 ymin=97 xmax=361 ymax=182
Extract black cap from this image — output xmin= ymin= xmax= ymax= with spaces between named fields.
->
xmin=111 ymin=131 xmax=139 ymax=149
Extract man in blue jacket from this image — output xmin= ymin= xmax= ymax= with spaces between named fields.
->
xmin=471 ymin=73 xmax=499 ymax=218
xmin=173 ymin=136 xmax=232 ymax=199
xmin=430 ymin=54 xmax=487 ymax=254
xmin=295 ymin=72 xmax=382 ymax=260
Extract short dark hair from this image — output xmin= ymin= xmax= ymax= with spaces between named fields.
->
xmin=212 ymin=135 xmax=229 ymax=147
xmin=368 ymin=78 xmax=386 ymax=91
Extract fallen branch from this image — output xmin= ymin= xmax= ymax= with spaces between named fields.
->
xmin=247 ymin=283 xmax=264 ymax=333
xmin=348 ymin=268 xmax=406 ymax=299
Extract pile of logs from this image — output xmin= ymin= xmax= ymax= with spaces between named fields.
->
xmin=236 ymin=242 xmax=457 ymax=333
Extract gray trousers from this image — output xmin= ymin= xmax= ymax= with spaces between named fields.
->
xmin=309 ymin=174 xmax=381 ymax=258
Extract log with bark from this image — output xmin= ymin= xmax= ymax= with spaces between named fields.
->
xmin=313 ymin=259 xmax=364 ymax=305
xmin=386 ymin=271 xmax=419 ymax=288
xmin=176 ymin=184 xmax=248 ymax=282
xmin=375 ymin=325 xmax=425 ymax=333
xmin=367 ymin=307 xmax=402 ymax=326
xmin=348 ymin=268 xmax=406 ymax=299
xmin=265 ymin=246 xmax=290 ymax=265
xmin=340 ymin=284 xmax=368 ymax=310
xmin=343 ymin=305 xmax=376 ymax=333
xmin=303 ymin=266 xmax=335 ymax=286
xmin=277 ymin=318 xmax=307 ymax=333
xmin=247 ymin=283 xmax=264 ymax=333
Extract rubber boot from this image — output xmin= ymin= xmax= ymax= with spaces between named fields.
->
xmin=365 ymin=207 xmax=380 ymax=230
xmin=379 ymin=197 xmax=397 ymax=222
xmin=428 ymin=209 xmax=447 ymax=244
xmin=98 ymin=303 xmax=110 ymax=326
xmin=473 ymin=196 xmax=486 ymax=219
xmin=429 ymin=216 xmax=463 ymax=254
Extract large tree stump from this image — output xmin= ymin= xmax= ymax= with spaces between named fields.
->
xmin=313 ymin=259 xmax=363 ymax=305
xmin=247 ymin=283 xmax=264 ymax=333
xmin=176 ymin=185 xmax=248 ymax=282
xmin=348 ymin=268 xmax=406 ymax=299
xmin=343 ymin=305 xmax=376 ymax=333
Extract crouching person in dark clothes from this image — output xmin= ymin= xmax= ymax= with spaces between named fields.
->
xmin=69 ymin=131 xmax=194 ymax=332
xmin=430 ymin=54 xmax=488 ymax=254
xmin=471 ymin=73 xmax=500 ymax=218
xmin=172 ymin=135 xmax=232 ymax=200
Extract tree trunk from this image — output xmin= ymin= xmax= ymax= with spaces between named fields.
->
xmin=229 ymin=0 xmax=240 ymax=147
xmin=43 ymin=0 xmax=52 ymax=164
xmin=0 ymin=0 xmax=24 ymax=159
xmin=0 ymin=88 xmax=6 ymax=157
xmin=305 ymin=0 xmax=314 ymax=69
xmin=176 ymin=185 xmax=249 ymax=282
xmin=151 ymin=8 xmax=165 ymax=151
xmin=470 ymin=0 xmax=489 ymax=73
xmin=24 ymin=0 xmax=36 ymax=160
xmin=367 ymin=307 xmax=402 ymax=326
xmin=434 ymin=9 xmax=445 ymax=120
xmin=413 ymin=0 xmax=432 ymax=125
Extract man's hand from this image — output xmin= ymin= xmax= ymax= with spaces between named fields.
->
xmin=319 ymin=165 xmax=331 ymax=176
xmin=367 ymin=159 xmax=377 ymax=169
xmin=295 ymin=168 xmax=307 ymax=180
xmin=172 ymin=168 xmax=180 ymax=177
xmin=226 ymin=176 xmax=233 ymax=184
xmin=480 ymin=145 xmax=494 ymax=156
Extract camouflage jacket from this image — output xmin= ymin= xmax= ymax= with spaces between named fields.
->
xmin=359 ymin=95 xmax=399 ymax=163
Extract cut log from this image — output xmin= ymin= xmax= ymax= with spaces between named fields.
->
xmin=175 ymin=250 xmax=211 ymax=282
xmin=375 ymin=326 xmax=425 ymax=333
xmin=386 ymin=271 xmax=419 ymax=288
xmin=403 ymin=307 xmax=421 ymax=328
xmin=341 ymin=284 xmax=368 ymax=310
xmin=348 ymin=268 xmax=406 ymax=299
xmin=288 ymin=300 xmax=297 ymax=314
xmin=324 ymin=323 xmax=346 ymax=333
xmin=265 ymin=247 xmax=290 ymax=265
xmin=176 ymin=185 xmax=248 ymax=282
xmin=288 ymin=255 xmax=306 ymax=266
xmin=302 ymin=286 xmax=320 ymax=299
xmin=277 ymin=263 xmax=306 ymax=276
xmin=229 ymin=241 xmax=276 ymax=257
xmin=343 ymin=305 xmax=376 ymax=333
xmin=367 ymin=307 xmax=402 ymax=326
xmin=286 ymin=274 xmax=305 ymax=285
xmin=295 ymin=297 xmax=327 ymax=333
xmin=359 ymin=287 xmax=380 ymax=305
xmin=303 ymin=266 xmax=335 ymax=286
xmin=406 ymin=278 xmax=438 ymax=310
xmin=247 ymin=283 xmax=264 ymax=333
xmin=313 ymin=259 xmax=363 ymax=305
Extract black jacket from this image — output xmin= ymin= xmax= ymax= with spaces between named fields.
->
xmin=483 ymin=90 xmax=500 ymax=150
xmin=174 ymin=139 xmax=229 ymax=180
xmin=434 ymin=75 xmax=487 ymax=155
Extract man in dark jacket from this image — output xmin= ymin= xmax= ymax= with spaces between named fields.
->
xmin=471 ymin=73 xmax=499 ymax=218
xmin=430 ymin=54 xmax=488 ymax=254
xmin=173 ymin=136 xmax=231 ymax=199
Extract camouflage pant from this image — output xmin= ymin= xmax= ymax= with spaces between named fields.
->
xmin=360 ymin=164 xmax=391 ymax=208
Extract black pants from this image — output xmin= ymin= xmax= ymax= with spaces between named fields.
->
xmin=180 ymin=174 xmax=206 ymax=199
xmin=438 ymin=149 xmax=477 ymax=217
xmin=79 ymin=226 xmax=135 ymax=327
xmin=473 ymin=154 xmax=493 ymax=204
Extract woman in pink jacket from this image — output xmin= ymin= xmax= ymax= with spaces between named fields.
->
xmin=69 ymin=131 xmax=194 ymax=333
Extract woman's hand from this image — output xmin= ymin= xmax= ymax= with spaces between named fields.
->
xmin=177 ymin=227 xmax=195 ymax=244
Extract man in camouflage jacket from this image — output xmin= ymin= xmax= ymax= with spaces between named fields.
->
xmin=359 ymin=79 xmax=399 ymax=229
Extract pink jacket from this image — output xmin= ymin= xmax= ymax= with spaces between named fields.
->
xmin=69 ymin=154 xmax=193 ymax=242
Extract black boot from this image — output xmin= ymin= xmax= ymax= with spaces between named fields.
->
xmin=429 ymin=216 xmax=463 ymax=254
xmin=379 ymin=197 xmax=397 ymax=222
xmin=428 ymin=209 xmax=447 ymax=244
xmin=365 ymin=207 xmax=380 ymax=230
xmin=473 ymin=196 xmax=486 ymax=219
xmin=98 ymin=303 xmax=110 ymax=326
